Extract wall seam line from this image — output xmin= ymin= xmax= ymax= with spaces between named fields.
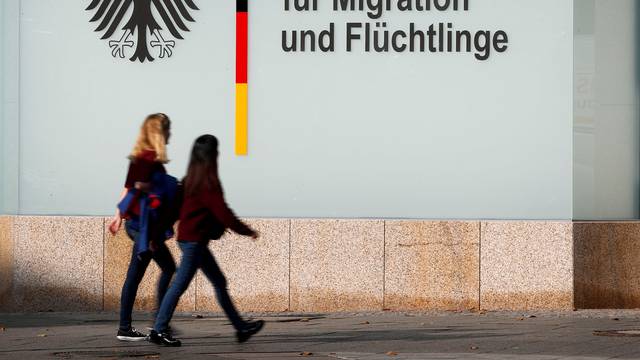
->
xmin=570 ymin=222 xmax=575 ymax=310
xmin=478 ymin=221 xmax=482 ymax=311
xmin=194 ymin=263 xmax=198 ymax=313
xmin=11 ymin=216 xmax=16 ymax=311
xmin=288 ymin=219 xmax=292 ymax=312
xmin=102 ymin=217 xmax=106 ymax=311
xmin=382 ymin=220 xmax=386 ymax=311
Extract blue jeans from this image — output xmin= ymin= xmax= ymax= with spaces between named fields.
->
xmin=119 ymin=221 xmax=176 ymax=331
xmin=154 ymin=241 xmax=244 ymax=333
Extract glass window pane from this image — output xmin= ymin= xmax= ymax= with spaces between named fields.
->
xmin=574 ymin=0 xmax=640 ymax=220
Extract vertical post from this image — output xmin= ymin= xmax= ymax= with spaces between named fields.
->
xmin=235 ymin=0 xmax=248 ymax=156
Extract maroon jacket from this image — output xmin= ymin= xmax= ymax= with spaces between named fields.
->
xmin=122 ymin=150 xmax=166 ymax=218
xmin=124 ymin=150 xmax=166 ymax=189
xmin=178 ymin=186 xmax=254 ymax=242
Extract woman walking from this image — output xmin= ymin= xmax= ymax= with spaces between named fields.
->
xmin=149 ymin=134 xmax=264 ymax=347
xmin=108 ymin=113 xmax=179 ymax=341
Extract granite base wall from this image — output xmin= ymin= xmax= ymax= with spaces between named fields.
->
xmin=574 ymin=222 xmax=640 ymax=309
xmin=0 ymin=216 xmax=628 ymax=312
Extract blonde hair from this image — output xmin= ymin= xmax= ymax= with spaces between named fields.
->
xmin=130 ymin=113 xmax=171 ymax=163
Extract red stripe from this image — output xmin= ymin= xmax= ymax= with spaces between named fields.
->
xmin=236 ymin=12 xmax=248 ymax=84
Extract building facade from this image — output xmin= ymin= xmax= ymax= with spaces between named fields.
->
xmin=0 ymin=0 xmax=638 ymax=312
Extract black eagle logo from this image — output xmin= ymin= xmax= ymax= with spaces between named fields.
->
xmin=86 ymin=0 xmax=199 ymax=62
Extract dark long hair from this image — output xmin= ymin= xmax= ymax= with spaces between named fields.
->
xmin=184 ymin=135 xmax=221 ymax=196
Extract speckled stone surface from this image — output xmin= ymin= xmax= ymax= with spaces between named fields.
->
xmin=12 ymin=216 xmax=104 ymax=312
xmin=384 ymin=221 xmax=480 ymax=310
xmin=480 ymin=221 xmax=573 ymax=310
xmin=196 ymin=219 xmax=290 ymax=313
xmin=290 ymin=219 xmax=385 ymax=312
xmin=0 ymin=216 xmax=14 ymax=310
xmin=103 ymin=219 xmax=195 ymax=313
xmin=574 ymin=222 xmax=640 ymax=309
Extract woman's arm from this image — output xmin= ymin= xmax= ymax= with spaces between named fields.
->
xmin=206 ymin=191 xmax=257 ymax=238
xmin=108 ymin=187 xmax=128 ymax=235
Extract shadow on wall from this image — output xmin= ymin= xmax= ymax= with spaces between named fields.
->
xmin=6 ymin=285 xmax=103 ymax=313
xmin=574 ymin=222 xmax=640 ymax=309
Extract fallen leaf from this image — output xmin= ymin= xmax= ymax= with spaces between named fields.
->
xmin=478 ymin=311 xmax=486 ymax=315
xmin=386 ymin=351 xmax=398 ymax=356
xmin=37 ymin=334 xmax=47 ymax=337
xmin=517 ymin=317 xmax=525 ymax=321
xmin=299 ymin=352 xmax=313 ymax=356
xmin=359 ymin=321 xmax=370 ymax=325
xmin=300 ymin=318 xmax=310 ymax=322
xmin=470 ymin=345 xmax=479 ymax=350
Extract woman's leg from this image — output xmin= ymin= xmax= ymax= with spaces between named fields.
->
xmin=199 ymin=247 xmax=245 ymax=331
xmin=151 ymin=242 xmax=176 ymax=315
xmin=119 ymin=226 xmax=152 ymax=331
xmin=153 ymin=241 xmax=201 ymax=333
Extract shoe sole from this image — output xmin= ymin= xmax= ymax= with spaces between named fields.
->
xmin=147 ymin=327 xmax=180 ymax=336
xmin=149 ymin=339 xmax=181 ymax=347
xmin=117 ymin=336 xmax=148 ymax=342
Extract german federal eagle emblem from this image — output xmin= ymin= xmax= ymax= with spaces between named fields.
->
xmin=86 ymin=0 xmax=199 ymax=62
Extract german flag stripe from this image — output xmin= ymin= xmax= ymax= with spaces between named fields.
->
xmin=236 ymin=11 xmax=248 ymax=84
xmin=237 ymin=0 xmax=247 ymax=12
xmin=236 ymin=0 xmax=248 ymax=155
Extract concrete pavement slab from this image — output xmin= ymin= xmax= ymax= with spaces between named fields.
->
xmin=2 ymin=311 xmax=640 ymax=359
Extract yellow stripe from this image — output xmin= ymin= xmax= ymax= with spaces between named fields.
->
xmin=235 ymin=83 xmax=248 ymax=156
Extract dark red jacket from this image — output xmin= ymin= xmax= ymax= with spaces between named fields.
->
xmin=178 ymin=186 xmax=254 ymax=242
xmin=124 ymin=150 xmax=166 ymax=189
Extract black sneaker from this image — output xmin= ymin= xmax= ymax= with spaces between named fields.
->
xmin=116 ymin=327 xmax=147 ymax=342
xmin=236 ymin=320 xmax=265 ymax=343
xmin=148 ymin=330 xmax=181 ymax=347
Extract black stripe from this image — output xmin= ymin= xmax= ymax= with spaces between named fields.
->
xmin=184 ymin=0 xmax=198 ymax=10
xmin=152 ymin=0 xmax=184 ymax=39
xmin=174 ymin=0 xmax=195 ymax=22
xmin=86 ymin=0 xmax=102 ymax=11
xmin=101 ymin=0 xmax=131 ymax=39
xmin=162 ymin=0 xmax=190 ymax=31
xmin=236 ymin=0 xmax=247 ymax=12
xmin=96 ymin=0 xmax=122 ymax=31
xmin=90 ymin=0 xmax=112 ymax=22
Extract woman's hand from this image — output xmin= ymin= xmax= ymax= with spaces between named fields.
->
xmin=108 ymin=215 xmax=122 ymax=236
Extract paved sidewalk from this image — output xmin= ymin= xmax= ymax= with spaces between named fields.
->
xmin=2 ymin=311 xmax=640 ymax=359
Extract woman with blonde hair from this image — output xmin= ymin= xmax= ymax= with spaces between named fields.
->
xmin=108 ymin=113 xmax=179 ymax=341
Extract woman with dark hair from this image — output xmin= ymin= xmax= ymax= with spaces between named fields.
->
xmin=149 ymin=135 xmax=264 ymax=347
